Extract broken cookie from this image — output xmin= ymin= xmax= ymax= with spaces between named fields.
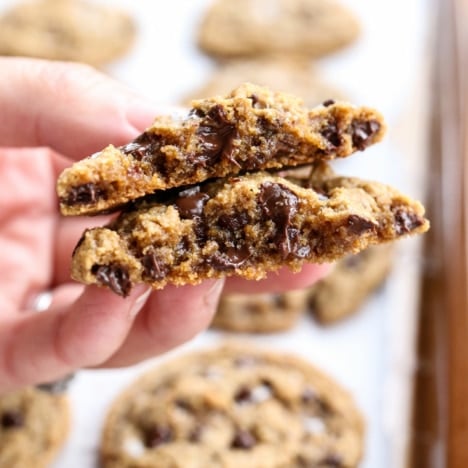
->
xmin=57 ymin=83 xmax=385 ymax=216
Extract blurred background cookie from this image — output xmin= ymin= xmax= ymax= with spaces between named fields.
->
xmin=308 ymin=245 xmax=394 ymax=325
xmin=197 ymin=0 xmax=360 ymax=59
xmin=0 ymin=386 xmax=70 ymax=468
xmin=212 ymin=290 xmax=307 ymax=333
xmin=0 ymin=0 xmax=136 ymax=66
xmin=183 ymin=58 xmax=345 ymax=107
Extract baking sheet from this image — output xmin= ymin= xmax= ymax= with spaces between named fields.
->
xmin=0 ymin=0 xmax=432 ymax=466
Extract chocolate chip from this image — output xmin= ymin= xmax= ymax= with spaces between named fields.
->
xmin=249 ymin=94 xmax=265 ymax=109
xmin=346 ymin=215 xmax=376 ymax=235
xmin=144 ymin=425 xmax=173 ymax=448
xmin=208 ymin=247 xmax=250 ymax=271
xmin=321 ymin=453 xmax=343 ymax=466
xmin=37 ymin=373 xmax=74 ymax=394
xmin=65 ymin=183 xmax=106 ymax=205
xmin=234 ymin=387 xmax=252 ymax=404
xmin=322 ymin=99 xmax=335 ymax=107
xmin=321 ymin=121 xmax=341 ymax=148
xmin=393 ymin=208 xmax=425 ymax=235
xmin=175 ymin=187 xmax=210 ymax=219
xmin=174 ymin=399 xmax=192 ymax=412
xmin=258 ymin=182 xmax=300 ymax=259
xmin=230 ymin=429 xmax=256 ymax=449
xmin=1 ymin=411 xmax=23 ymax=429
xmin=217 ymin=211 xmax=251 ymax=232
xmin=351 ymin=119 xmax=381 ymax=150
xmin=141 ymin=252 xmax=167 ymax=281
xmin=91 ymin=264 xmax=131 ymax=297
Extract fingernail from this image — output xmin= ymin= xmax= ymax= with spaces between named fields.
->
xmin=129 ymin=287 xmax=152 ymax=318
xmin=202 ymin=279 xmax=225 ymax=309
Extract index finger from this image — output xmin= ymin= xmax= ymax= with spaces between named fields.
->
xmin=0 ymin=57 xmax=157 ymax=158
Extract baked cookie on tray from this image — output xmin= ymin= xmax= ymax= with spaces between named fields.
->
xmin=197 ymin=0 xmax=361 ymax=59
xmin=308 ymin=244 xmax=394 ymax=325
xmin=212 ymin=290 xmax=307 ymax=333
xmin=0 ymin=386 xmax=70 ymax=468
xmin=0 ymin=0 xmax=136 ymax=66
xmin=183 ymin=59 xmax=345 ymax=107
xmin=57 ymin=83 xmax=386 ymax=216
xmin=100 ymin=345 xmax=364 ymax=468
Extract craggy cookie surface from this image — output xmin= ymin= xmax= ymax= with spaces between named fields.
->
xmin=0 ymin=0 xmax=135 ymax=65
xmin=213 ymin=290 xmax=307 ymax=333
xmin=308 ymin=245 xmax=394 ymax=324
xmin=0 ymin=387 xmax=69 ymax=468
xmin=71 ymin=166 xmax=429 ymax=296
xmin=57 ymin=83 xmax=385 ymax=216
xmin=197 ymin=0 xmax=360 ymax=58
xmin=183 ymin=59 xmax=345 ymax=107
xmin=100 ymin=345 xmax=364 ymax=468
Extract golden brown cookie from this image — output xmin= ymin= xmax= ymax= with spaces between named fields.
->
xmin=0 ymin=387 xmax=70 ymax=468
xmin=183 ymin=59 xmax=345 ymax=107
xmin=100 ymin=345 xmax=364 ymax=467
xmin=0 ymin=0 xmax=136 ymax=65
xmin=57 ymin=83 xmax=386 ymax=216
xmin=308 ymin=245 xmax=394 ymax=324
xmin=212 ymin=290 xmax=307 ymax=333
xmin=70 ymin=166 xmax=428 ymax=296
xmin=197 ymin=0 xmax=361 ymax=59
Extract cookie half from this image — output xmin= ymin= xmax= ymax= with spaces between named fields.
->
xmin=0 ymin=387 xmax=70 ymax=468
xmin=308 ymin=245 xmax=394 ymax=324
xmin=0 ymin=0 xmax=136 ymax=65
xmin=197 ymin=0 xmax=361 ymax=58
xmin=212 ymin=290 xmax=307 ymax=333
xmin=100 ymin=345 xmax=364 ymax=467
xmin=70 ymin=166 xmax=428 ymax=296
xmin=57 ymin=83 xmax=385 ymax=216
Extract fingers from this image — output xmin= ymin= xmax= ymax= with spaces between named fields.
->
xmin=222 ymin=264 xmax=331 ymax=294
xmin=101 ymin=280 xmax=225 ymax=367
xmin=0 ymin=57 xmax=157 ymax=158
xmin=0 ymin=285 xmax=147 ymax=391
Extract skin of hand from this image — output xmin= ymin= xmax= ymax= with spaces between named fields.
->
xmin=0 ymin=57 xmax=330 ymax=392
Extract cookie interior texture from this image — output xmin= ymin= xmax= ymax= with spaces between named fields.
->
xmin=57 ymin=83 xmax=386 ymax=216
xmin=0 ymin=0 xmax=136 ymax=65
xmin=0 ymin=387 xmax=70 ymax=468
xmin=100 ymin=345 xmax=364 ymax=468
xmin=212 ymin=290 xmax=308 ymax=333
xmin=71 ymin=165 xmax=429 ymax=296
xmin=197 ymin=0 xmax=361 ymax=58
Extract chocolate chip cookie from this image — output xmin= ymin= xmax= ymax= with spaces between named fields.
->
xmin=183 ymin=59 xmax=345 ymax=107
xmin=0 ymin=387 xmax=70 ymax=468
xmin=308 ymin=245 xmax=394 ymax=324
xmin=100 ymin=344 xmax=364 ymax=467
xmin=57 ymin=83 xmax=385 ymax=216
xmin=70 ymin=164 xmax=428 ymax=296
xmin=197 ymin=0 xmax=361 ymax=59
xmin=212 ymin=290 xmax=307 ymax=333
xmin=0 ymin=0 xmax=136 ymax=66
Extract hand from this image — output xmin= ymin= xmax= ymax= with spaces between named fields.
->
xmin=0 ymin=58 xmax=329 ymax=392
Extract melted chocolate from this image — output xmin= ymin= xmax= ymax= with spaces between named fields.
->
xmin=393 ymin=208 xmax=425 ymax=235
xmin=65 ymin=183 xmax=106 ymax=206
xmin=351 ymin=119 xmax=381 ymax=150
xmin=91 ymin=264 xmax=131 ymax=297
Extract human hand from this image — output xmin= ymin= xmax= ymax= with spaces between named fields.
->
xmin=0 ymin=58 xmax=329 ymax=391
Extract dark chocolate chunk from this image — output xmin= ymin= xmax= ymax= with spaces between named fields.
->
xmin=234 ymin=387 xmax=252 ymax=404
xmin=393 ymin=208 xmax=425 ymax=235
xmin=322 ymin=99 xmax=336 ymax=107
xmin=91 ymin=264 xmax=131 ymax=297
xmin=249 ymin=93 xmax=265 ymax=109
xmin=321 ymin=121 xmax=341 ymax=148
xmin=230 ymin=429 xmax=256 ymax=450
xmin=175 ymin=188 xmax=210 ymax=219
xmin=208 ymin=247 xmax=250 ymax=271
xmin=144 ymin=425 xmax=173 ymax=448
xmin=346 ymin=215 xmax=376 ymax=235
xmin=351 ymin=119 xmax=381 ymax=150
xmin=65 ymin=183 xmax=106 ymax=206
xmin=37 ymin=373 xmax=74 ymax=394
xmin=258 ymin=182 xmax=301 ymax=259
xmin=217 ymin=211 xmax=251 ymax=232
xmin=321 ymin=453 xmax=344 ymax=466
xmin=141 ymin=252 xmax=167 ymax=281
xmin=1 ymin=410 xmax=24 ymax=429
